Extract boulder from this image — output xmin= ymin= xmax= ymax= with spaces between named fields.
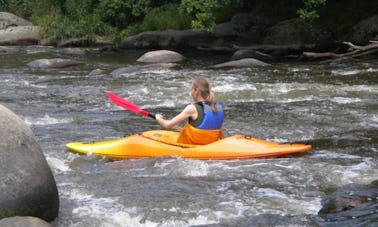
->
xmin=263 ymin=18 xmax=332 ymax=51
xmin=318 ymin=181 xmax=378 ymax=226
xmin=27 ymin=58 xmax=83 ymax=68
xmin=0 ymin=216 xmax=51 ymax=227
xmin=0 ymin=26 xmax=40 ymax=45
xmin=0 ymin=12 xmax=33 ymax=29
xmin=0 ymin=104 xmax=59 ymax=221
xmin=346 ymin=15 xmax=378 ymax=45
xmin=121 ymin=29 xmax=217 ymax=49
xmin=231 ymin=49 xmax=273 ymax=61
xmin=214 ymin=13 xmax=273 ymax=45
xmin=137 ymin=50 xmax=184 ymax=63
xmin=0 ymin=12 xmax=40 ymax=45
xmin=210 ymin=58 xmax=270 ymax=69
xmin=0 ymin=46 xmax=18 ymax=54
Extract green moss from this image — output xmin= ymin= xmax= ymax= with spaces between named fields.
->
xmin=0 ymin=209 xmax=14 ymax=219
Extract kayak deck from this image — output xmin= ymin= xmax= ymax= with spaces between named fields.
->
xmin=66 ymin=130 xmax=311 ymax=160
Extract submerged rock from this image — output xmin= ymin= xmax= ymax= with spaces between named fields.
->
xmin=110 ymin=63 xmax=179 ymax=77
xmin=27 ymin=58 xmax=83 ymax=68
xmin=210 ymin=58 xmax=270 ymax=69
xmin=317 ymin=181 xmax=378 ymax=226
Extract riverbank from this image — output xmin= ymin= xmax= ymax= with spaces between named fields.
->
xmin=1 ymin=7 xmax=377 ymax=63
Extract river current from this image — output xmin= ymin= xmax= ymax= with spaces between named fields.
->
xmin=0 ymin=46 xmax=377 ymax=226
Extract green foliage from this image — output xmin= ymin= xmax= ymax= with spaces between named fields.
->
xmin=141 ymin=4 xmax=191 ymax=31
xmin=179 ymin=0 xmax=244 ymax=30
xmin=179 ymin=0 xmax=218 ymax=30
xmin=96 ymin=0 xmax=151 ymax=28
xmin=297 ymin=0 xmax=326 ymax=21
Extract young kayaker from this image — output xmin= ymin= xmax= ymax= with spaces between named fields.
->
xmin=155 ymin=76 xmax=224 ymax=145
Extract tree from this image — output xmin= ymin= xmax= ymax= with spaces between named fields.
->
xmin=297 ymin=0 xmax=326 ymax=21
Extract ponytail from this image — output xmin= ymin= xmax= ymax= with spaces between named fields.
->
xmin=205 ymin=91 xmax=218 ymax=113
xmin=193 ymin=77 xmax=218 ymax=113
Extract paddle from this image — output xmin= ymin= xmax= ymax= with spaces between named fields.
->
xmin=105 ymin=91 xmax=156 ymax=119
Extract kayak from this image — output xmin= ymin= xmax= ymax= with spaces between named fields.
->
xmin=66 ymin=130 xmax=311 ymax=160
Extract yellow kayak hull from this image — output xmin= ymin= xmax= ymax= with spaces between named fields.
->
xmin=66 ymin=130 xmax=311 ymax=160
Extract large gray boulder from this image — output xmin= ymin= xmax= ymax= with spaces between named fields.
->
xmin=0 ymin=12 xmax=33 ymax=29
xmin=346 ymin=15 xmax=378 ymax=45
xmin=0 ymin=26 xmax=40 ymax=45
xmin=0 ymin=216 xmax=51 ymax=227
xmin=0 ymin=104 xmax=59 ymax=221
xmin=137 ymin=50 xmax=184 ymax=63
xmin=214 ymin=13 xmax=273 ymax=45
xmin=0 ymin=12 xmax=40 ymax=45
xmin=27 ymin=58 xmax=83 ymax=68
xmin=263 ymin=18 xmax=332 ymax=51
xmin=121 ymin=29 xmax=217 ymax=49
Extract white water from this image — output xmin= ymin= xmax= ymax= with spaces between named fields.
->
xmin=0 ymin=46 xmax=377 ymax=226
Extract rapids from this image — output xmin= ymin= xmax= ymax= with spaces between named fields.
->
xmin=0 ymin=46 xmax=377 ymax=226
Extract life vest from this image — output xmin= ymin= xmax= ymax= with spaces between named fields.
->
xmin=177 ymin=103 xmax=224 ymax=145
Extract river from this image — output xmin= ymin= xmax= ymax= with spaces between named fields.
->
xmin=0 ymin=46 xmax=377 ymax=226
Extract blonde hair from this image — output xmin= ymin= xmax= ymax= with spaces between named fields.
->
xmin=192 ymin=76 xmax=218 ymax=113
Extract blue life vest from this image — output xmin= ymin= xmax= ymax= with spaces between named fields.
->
xmin=189 ymin=103 xmax=224 ymax=130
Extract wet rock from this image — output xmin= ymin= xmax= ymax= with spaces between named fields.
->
xmin=317 ymin=181 xmax=378 ymax=226
xmin=263 ymin=18 xmax=332 ymax=52
xmin=59 ymin=47 xmax=86 ymax=55
xmin=27 ymin=58 xmax=83 ymax=68
xmin=0 ymin=26 xmax=40 ymax=45
xmin=137 ymin=50 xmax=184 ymax=63
xmin=346 ymin=15 xmax=378 ymax=45
xmin=88 ymin=68 xmax=107 ymax=76
xmin=0 ymin=12 xmax=33 ymax=29
xmin=0 ymin=46 xmax=18 ymax=54
xmin=121 ymin=29 xmax=217 ymax=49
xmin=231 ymin=49 xmax=273 ymax=61
xmin=110 ymin=63 xmax=179 ymax=77
xmin=214 ymin=13 xmax=273 ymax=45
xmin=0 ymin=216 xmax=51 ymax=227
xmin=0 ymin=104 xmax=59 ymax=221
xmin=0 ymin=12 xmax=40 ymax=45
xmin=210 ymin=58 xmax=270 ymax=69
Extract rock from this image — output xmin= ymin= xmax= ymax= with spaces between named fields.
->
xmin=263 ymin=18 xmax=332 ymax=51
xmin=0 ymin=12 xmax=33 ymax=29
xmin=59 ymin=48 xmax=86 ymax=55
xmin=0 ymin=46 xmax=18 ymax=54
xmin=27 ymin=58 xmax=83 ymax=68
xmin=121 ymin=29 xmax=217 ymax=49
xmin=214 ymin=13 xmax=273 ymax=45
xmin=88 ymin=68 xmax=106 ymax=76
xmin=0 ymin=12 xmax=40 ymax=45
xmin=137 ymin=50 xmax=184 ymax=63
xmin=210 ymin=58 xmax=270 ymax=69
xmin=110 ymin=63 xmax=179 ymax=77
xmin=0 ymin=26 xmax=40 ymax=45
xmin=346 ymin=15 xmax=378 ymax=45
xmin=317 ymin=181 xmax=378 ymax=226
xmin=0 ymin=104 xmax=59 ymax=221
xmin=0 ymin=216 xmax=51 ymax=227
xmin=231 ymin=49 xmax=273 ymax=61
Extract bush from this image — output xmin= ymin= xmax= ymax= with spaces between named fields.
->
xmin=141 ymin=4 xmax=191 ymax=31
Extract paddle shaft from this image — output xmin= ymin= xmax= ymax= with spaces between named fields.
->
xmin=106 ymin=91 xmax=156 ymax=119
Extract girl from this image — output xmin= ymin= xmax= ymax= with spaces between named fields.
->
xmin=156 ymin=77 xmax=224 ymax=145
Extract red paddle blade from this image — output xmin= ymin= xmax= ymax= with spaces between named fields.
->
xmin=106 ymin=91 xmax=151 ymax=118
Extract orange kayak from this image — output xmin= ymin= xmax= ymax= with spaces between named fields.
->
xmin=65 ymin=130 xmax=311 ymax=160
